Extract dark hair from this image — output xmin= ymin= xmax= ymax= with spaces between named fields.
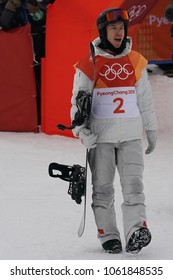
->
xmin=165 ymin=3 xmax=173 ymax=22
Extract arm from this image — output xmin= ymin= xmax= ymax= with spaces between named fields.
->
xmin=70 ymin=68 xmax=94 ymax=136
xmin=71 ymin=68 xmax=97 ymax=149
xmin=136 ymin=68 xmax=158 ymax=154
xmin=136 ymin=68 xmax=158 ymax=131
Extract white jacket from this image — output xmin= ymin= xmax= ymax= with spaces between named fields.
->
xmin=71 ymin=37 xmax=158 ymax=143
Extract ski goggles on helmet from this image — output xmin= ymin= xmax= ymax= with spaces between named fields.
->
xmin=105 ymin=9 xmax=129 ymax=22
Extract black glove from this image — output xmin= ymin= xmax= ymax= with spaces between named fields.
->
xmin=25 ymin=0 xmax=40 ymax=14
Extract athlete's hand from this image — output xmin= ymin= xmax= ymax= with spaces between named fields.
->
xmin=79 ymin=128 xmax=97 ymax=149
xmin=145 ymin=130 xmax=157 ymax=154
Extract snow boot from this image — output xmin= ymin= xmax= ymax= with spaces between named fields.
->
xmin=126 ymin=227 xmax=152 ymax=254
xmin=102 ymin=239 xmax=122 ymax=254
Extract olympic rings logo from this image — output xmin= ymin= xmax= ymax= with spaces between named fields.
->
xmin=128 ymin=5 xmax=147 ymax=21
xmin=99 ymin=63 xmax=134 ymax=80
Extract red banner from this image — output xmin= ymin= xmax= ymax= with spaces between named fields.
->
xmin=121 ymin=0 xmax=173 ymax=61
xmin=0 ymin=25 xmax=38 ymax=132
xmin=120 ymin=0 xmax=158 ymax=26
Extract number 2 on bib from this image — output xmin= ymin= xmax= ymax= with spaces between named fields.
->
xmin=113 ymin=97 xmax=125 ymax=114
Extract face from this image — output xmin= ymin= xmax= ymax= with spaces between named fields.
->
xmin=106 ymin=21 xmax=125 ymax=49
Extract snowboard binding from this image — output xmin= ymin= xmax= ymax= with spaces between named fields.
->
xmin=57 ymin=90 xmax=92 ymax=131
xmin=48 ymin=162 xmax=86 ymax=204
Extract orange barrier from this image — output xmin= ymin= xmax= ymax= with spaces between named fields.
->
xmin=0 ymin=24 xmax=38 ymax=132
xmin=41 ymin=0 xmax=123 ymax=136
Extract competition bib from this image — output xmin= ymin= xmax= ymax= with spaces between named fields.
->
xmin=91 ymin=87 xmax=140 ymax=119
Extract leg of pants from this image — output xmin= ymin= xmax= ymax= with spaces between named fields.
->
xmin=88 ymin=143 xmax=120 ymax=244
xmin=117 ymin=140 xmax=147 ymax=243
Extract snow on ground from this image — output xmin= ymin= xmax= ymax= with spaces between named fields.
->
xmin=0 ymin=72 xmax=173 ymax=260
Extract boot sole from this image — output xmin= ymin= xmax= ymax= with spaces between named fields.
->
xmin=126 ymin=228 xmax=152 ymax=254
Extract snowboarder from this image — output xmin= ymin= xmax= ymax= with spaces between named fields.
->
xmin=71 ymin=8 xmax=158 ymax=254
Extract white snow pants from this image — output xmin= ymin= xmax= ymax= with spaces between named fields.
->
xmin=88 ymin=140 xmax=147 ymax=245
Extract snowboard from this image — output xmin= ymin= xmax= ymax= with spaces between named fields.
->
xmin=48 ymin=151 xmax=88 ymax=237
